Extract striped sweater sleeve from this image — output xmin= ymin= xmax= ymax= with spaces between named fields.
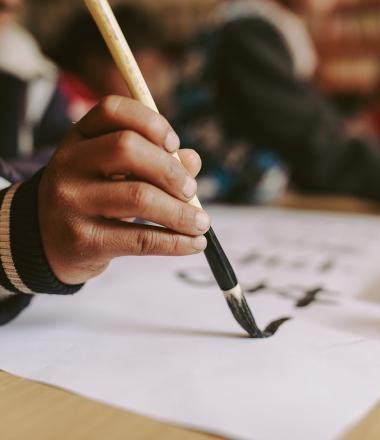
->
xmin=0 ymin=170 xmax=83 ymax=325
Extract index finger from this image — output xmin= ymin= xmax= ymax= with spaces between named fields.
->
xmin=76 ymin=95 xmax=180 ymax=153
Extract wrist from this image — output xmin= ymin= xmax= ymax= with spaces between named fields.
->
xmin=0 ymin=170 xmax=84 ymax=295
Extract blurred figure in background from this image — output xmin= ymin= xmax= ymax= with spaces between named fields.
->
xmin=50 ymin=5 xmax=177 ymax=122
xmin=174 ymin=0 xmax=380 ymax=204
xmin=0 ymin=0 xmax=71 ymax=180
xmin=6 ymin=0 xmax=380 ymax=206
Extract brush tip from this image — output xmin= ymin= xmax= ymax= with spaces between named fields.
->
xmin=224 ymin=284 xmax=264 ymax=338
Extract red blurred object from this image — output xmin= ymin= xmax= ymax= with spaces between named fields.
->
xmin=58 ymin=71 xmax=97 ymax=122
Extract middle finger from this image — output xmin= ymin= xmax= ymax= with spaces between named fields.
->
xmin=79 ymin=131 xmax=198 ymax=202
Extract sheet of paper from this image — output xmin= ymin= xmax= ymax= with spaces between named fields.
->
xmin=1 ymin=207 xmax=380 ymax=440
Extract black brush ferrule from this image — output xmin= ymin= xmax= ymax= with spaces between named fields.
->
xmin=204 ymin=227 xmax=238 ymax=291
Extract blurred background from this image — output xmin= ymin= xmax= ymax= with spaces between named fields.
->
xmin=3 ymin=0 xmax=380 ymax=206
xmin=24 ymin=0 xmax=380 ymax=97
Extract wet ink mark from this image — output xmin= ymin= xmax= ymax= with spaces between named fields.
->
xmin=178 ymin=267 xmax=339 ymax=311
xmin=176 ymin=270 xmax=214 ymax=287
xmin=244 ymin=282 xmax=338 ymax=309
xmin=289 ymin=259 xmax=306 ymax=270
xmin=265 ymin=256 xmax=282 ymax=268
xmin=240 ymin=252 xmax=260 ymax=265
xmin=263 ymin=317 xmax=292 ymax=337
xmin=176 ymin=271 xmax=291 ymax=338
xmin=319 ymin=242 xmax=360 ymax=255
xmin=240 ymin=248 xmax=335 ymax=273
xmin=296 ymin=287 xmax=323 ymax=308
xmin=319 ymin=260 xmax=335 ymax=273
xmin=177 ymin=252 xmax=338 ymax=339
xmin=178 ymin=265 xmax=338 ymax=308
xmin=240 ymin=251 xmax=286 ymax=269
xmin=245 ymin=283 xmax=267 ymax=294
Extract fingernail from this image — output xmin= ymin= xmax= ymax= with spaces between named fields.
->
xmin=196 ymin=211 xmax=210 ymax=232
xmin=192 ymin=235 xmax=207 ymax=251
xmin=164 ymin=131 xmax=180 ymax=153
xmin=183 ymin=177 xmax=197 ymax=198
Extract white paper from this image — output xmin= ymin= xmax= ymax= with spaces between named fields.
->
xmin=1 ymin=207 xmax=380 ymax=440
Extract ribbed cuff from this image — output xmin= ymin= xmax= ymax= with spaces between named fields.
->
xmin=0 ymin=169 xmax=84 ymax=295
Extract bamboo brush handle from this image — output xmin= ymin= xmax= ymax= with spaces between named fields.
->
xmin=84 ymin=0 xmax=203 ymax=210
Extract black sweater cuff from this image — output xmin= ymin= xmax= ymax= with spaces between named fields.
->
xmin=0 ymin=170 xmax=84 ymax=295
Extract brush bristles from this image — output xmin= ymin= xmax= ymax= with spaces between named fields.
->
xmin=224 ymin=285 xmax=264 ymax=338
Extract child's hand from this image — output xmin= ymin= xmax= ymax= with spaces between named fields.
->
xmin=39 ymin=96 xmax=209 ymax=285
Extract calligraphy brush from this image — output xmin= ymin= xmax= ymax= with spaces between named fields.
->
xmin=84 ymin=0 xmax=263 ymax=338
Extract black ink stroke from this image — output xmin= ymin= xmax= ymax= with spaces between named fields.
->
xmin=296 ymin=287 xmax=324 ymax=308
xmin=319 ymin=260 xmax=335 ymax=273
xmin=263 ymin=317 xmax=292 ymax=337
xmin=176 ymin=271 xmax=291 ymax=337
xmin=244 ymin=282 xmax=338 ymax=309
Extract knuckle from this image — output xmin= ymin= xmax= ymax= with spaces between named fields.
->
xmin=172 ymin=204 xmax=189 ymax=231
xmin=69 ymin=222 xmax=86 ymax=250
xmin=115 ymin=130 xmax=136 ymax=158
xmin=68 ymin=221 xmax=94 ymax=255
xmin=164 ymin=158 xmax=183 ymax=187
xmin=156 ymin=234 xmax=185 ymax=255
xmin=147 ymin=112 xmax=168 ymax=140
xmin=98 ymin=95 xmax=121 ymax=119
xmin=170 ymin=235 xmax=183 ymax=255
xmin=135 ymin=230 xmax=157 ymax=255
xmin=53 ymin=180 xmax=80 ymax=211
xmin=128 ymin=183 xmax=153 ymax=214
